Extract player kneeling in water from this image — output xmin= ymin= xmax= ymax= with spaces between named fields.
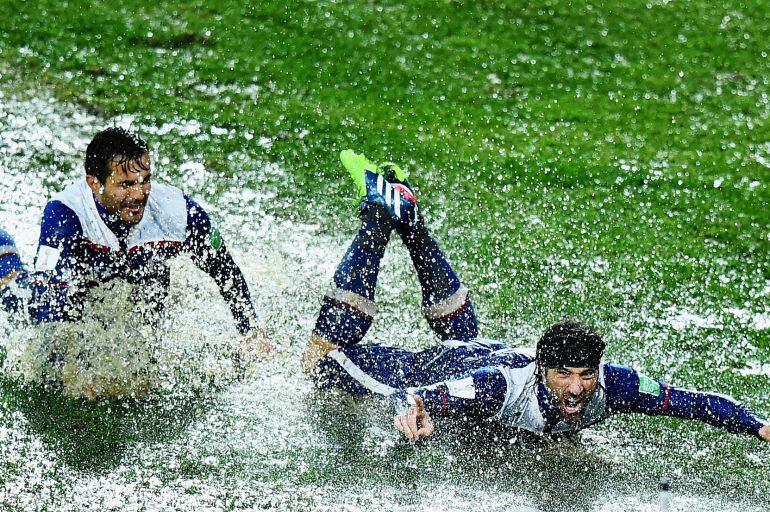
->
xmin=0 ymin=128 xmax=271 ymax=399
xmin=303 ymin=150 xmax=770 ymax=443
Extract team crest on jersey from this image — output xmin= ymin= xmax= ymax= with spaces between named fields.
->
xmin=638 ymin=374 xmax=661 ymax=396
xmin=210 ymin=228 xmax=223 ymax=250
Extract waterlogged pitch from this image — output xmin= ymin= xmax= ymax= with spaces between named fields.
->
xmin=0 ymin=1 xmax=769 ymax=510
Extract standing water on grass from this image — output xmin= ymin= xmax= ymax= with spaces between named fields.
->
xmin=0 ymin=91 xmax=768 ymax=511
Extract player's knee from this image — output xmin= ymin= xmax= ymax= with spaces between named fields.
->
xmin=429 ymin=302 xmax=479 ymax=341
xmin=302 ymin=334 xmax=339 ymax=375
xmin=313 ymin=294 xmax=374 ymax=345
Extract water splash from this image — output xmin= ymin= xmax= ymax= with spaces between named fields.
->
xmin=0 ymin=87 xmax=768 ymax=511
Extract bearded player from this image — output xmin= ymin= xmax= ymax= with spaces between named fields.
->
xmin=303 ymin=150 xmax=770 ymax=443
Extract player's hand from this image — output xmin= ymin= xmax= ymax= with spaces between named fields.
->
xmin=236 ymin=328 xmax=275 ymax=365
xmin=760 ymin=424 xmax=770 ymax=441
xmin=393 ymin=396 xmax=434 ymax=441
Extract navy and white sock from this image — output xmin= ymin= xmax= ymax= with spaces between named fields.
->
xmin=398 ymin=217 xmax=478 ymax=341
xmin=313 ymin=205 xmax=393 ymax=345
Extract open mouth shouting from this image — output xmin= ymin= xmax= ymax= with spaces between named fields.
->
xmin=562 ymin=395 xmax=587 ymax=417
xmin=544 ymin=366 xmax=600 ymax=421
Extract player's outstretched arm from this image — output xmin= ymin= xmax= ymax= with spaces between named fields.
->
xmin=184 ymin=198 xmax=275 ymax=365
xmin=605 ymin=364 xmax=769 ymax=440
xmin=184 ymin=197 xmax=272 ymax=348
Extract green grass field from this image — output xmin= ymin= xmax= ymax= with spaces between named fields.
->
xmin=0 ymin=1 xmax=768 ymax=510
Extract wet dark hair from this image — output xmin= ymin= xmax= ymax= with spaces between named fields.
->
xmin=85 ymin=127 xmax=149 ymax=183
xmin=536 ymin=318 xmax=606 ymax=372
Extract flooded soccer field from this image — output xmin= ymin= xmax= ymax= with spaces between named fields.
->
xmin=0 ymin=87 xmax=768 ymax=512
xmin=1 ymin=0 xmax=769 ymax=510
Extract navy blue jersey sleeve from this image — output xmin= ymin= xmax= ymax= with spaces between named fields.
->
xmin=604 ymin=363 xmax=768 ymax=438
xmin=1 ymin=228 xmax=27 ymax=317
xmin=0 ymin=227 xmax=24 ymax=279
xmin=29 ymin=200 xmax=83 ymax=322
xmin=183 ymin=196 xmax=259 ymax=335
xmin=38 ymin=200 xmax=82 ymax=250
xmin=390 ymin=366 xmax=508 ymax=419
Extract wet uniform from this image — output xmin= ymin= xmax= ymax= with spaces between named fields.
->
xmin=309 ymin=173 xmax=768 ymax=440
xmin=0 ymin=228 xmax=25 ymax=316
xmin=0 ymin=179 xmax=258 ymax=334
xmin=314 ymin=338 xmax=768 ymax=439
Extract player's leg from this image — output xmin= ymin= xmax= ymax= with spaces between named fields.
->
xmin=399 ymin=216 xmax=478 ymax=341
xmin=305 ymin=150 xmax=479 ymax=377
xmin=313 ymin=342 xmax=438 ymax=396
xmin=310 ymin=204 xmax=392 ymax=346
xmin=313 ymin=339 xmax=512 ymax=397
xmin=304 ymin=152 xmax=403 ymax=373
xmin=372 ymin=161 xmax=478 ymax=342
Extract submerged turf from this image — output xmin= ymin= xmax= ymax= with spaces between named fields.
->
xmin=0 ymin=1 xmax=768 ymax=510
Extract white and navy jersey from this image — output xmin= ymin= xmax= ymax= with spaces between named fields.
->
xmin=0 ymin=228 xmax=26 ymax=317
xmin=314 ymin=339 xmax=768 ymax=439
xmin=25 ymin=179 xmax=258 ymax=334
xmin=490 ymin=362 xmax=611 ymax=436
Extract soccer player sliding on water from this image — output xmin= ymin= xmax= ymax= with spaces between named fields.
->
xmin=0 ymin=127 xmax=272 ymax=399
xmin=303 ymin=149 xmax=770 ymax=443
